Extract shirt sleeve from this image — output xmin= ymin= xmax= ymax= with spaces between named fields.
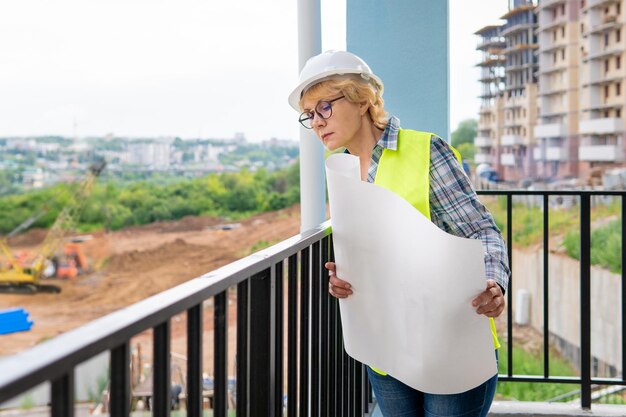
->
xmin=428 ymin=136 xmax=510 ymax=293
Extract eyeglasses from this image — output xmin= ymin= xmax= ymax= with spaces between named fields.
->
xmin=298 ymin=96 xmax=345 ymax=129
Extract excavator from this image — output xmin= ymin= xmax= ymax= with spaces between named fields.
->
xmin=0 ymin=159 xmax=106 ymax=294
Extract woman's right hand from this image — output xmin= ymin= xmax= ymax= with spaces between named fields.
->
xmin=325 ymin=261 xmax=353 ymax=298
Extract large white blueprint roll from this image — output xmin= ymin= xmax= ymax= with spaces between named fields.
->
xmin=325 ymin=153 xmax=497 ymax=394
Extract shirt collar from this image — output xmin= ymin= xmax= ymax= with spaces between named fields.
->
xmin=377 ymin=116 xmax=400 ymax=151
xmin=342 ymin=115 xmax=400 ymax=153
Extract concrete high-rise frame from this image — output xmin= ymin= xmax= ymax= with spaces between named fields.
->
xmin=579 ymin=0 xmax=626 ymax=179
xmin=534 ymin=0 xmax=581 ymax=180
xmin=500 ymin=1 xmax=539 ymax=182
xmin=475 ymin=0 xmax=626 ymax=184
xmin=475 ymin=25 xmax=506 ymax=173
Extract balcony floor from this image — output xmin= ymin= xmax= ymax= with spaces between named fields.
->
xmin=365 ymin=401 xmax=626 ymax=417
xmin=489 ymin=401 xmax=626 ymax=416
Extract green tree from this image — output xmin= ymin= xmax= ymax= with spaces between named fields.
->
xmin=0 ymin=169 xmax=15 ymax=195
xmin=456 ymin=142 xmax=476 ymax=161
xmin=451 ymin=119 xmax=477 ymax=148
xmin=0 ymin=162 xmax=302 ymax=233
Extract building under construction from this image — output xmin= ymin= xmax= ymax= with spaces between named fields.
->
xmin=475 ymin=0 xmax=626 ymax=183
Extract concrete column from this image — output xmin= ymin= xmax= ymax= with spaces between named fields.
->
xmin=297 ymin=0 xmax=326 ymax=233
xmin=346 ymin=0 xmax=450 ymax=140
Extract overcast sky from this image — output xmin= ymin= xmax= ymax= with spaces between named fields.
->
xmin=0 ymin=0 xmax=506 ymax=141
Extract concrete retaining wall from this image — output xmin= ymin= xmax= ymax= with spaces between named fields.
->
xmin=0 ymin=352 xmax=109 ymax=409
xmin=511 ymin=248 xmax=622 ymax=375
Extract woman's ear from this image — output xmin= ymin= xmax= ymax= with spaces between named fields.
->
xmin=358 ymin=100 xmax=370 ymax=116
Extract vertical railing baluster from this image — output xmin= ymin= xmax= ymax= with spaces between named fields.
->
xmin=311 ymin=241 xmax=320 ymax=417
xmin=354 ymin=362 xmax=362 ymax=417
xmin=580 ymin=194 xmax=592 ymax=409
xmin=320 ymin=236 xmax=330 ymax=417
xmin=622 ymin=194 xmax=626 ymax=385
xmin=51 ymin=372 xmax=74 ymax=417
xmin=346 ymin=356 xmax=353 ymax=417
xmin=543 ymin=193 xmax=550 ymax=378
xmin=300 ymin=247 xmax=311 ymax=417
xmin=326 ymin=239 xmax=341 ymax=417
xmin=507 ymin=193 xmax=513 ymax=377
xmin=153 ymin=321 xmax=171 ymax=417
xmin=287 ymin=255 xmax=298 ymax=417
xmin=329 ymin=298 xmax=338 ymax=416
xmin=329 ymin=235 xmax=340 ymax=416
xmin=214 ymin=291 xmax=228 ymax=417
xmin=366 ymin=378 xmax=373 ymax=412
xmin=237 ymin=279 xmax=249 ymax=417
xmin=110 ymin=341 xmax=130 ymax=417
xmin=187 ymin=304 xmax=203 ymax=417
xmin=274 ymin=261 xmax=284 ymax=417
xmin=362 ymin=363 xmax=369 ymax=415
xmin=250 ymin=269 xmax=272 ymax=415
xmin=337 ymin=306 xmax=345 ymax=416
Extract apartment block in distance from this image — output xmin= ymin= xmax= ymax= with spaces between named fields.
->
xmin=500 ymin=0 xmax=539 ymax=181
xmin=535 ymin=0 xmax=581 ymax=179
xmin=579 ymin=0 xmax=626 ymax=178
xmin=475 ymin=25 xmax=506 ymax=173
xmin=475 ymin=0 xmax=626 ymax=183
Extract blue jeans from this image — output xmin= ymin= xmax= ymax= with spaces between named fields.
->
xmin=366 ymin=365 xmax=498 ymax=417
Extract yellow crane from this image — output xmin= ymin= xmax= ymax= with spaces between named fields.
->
xmin=0 ymin=209 xmax=54 ymax=293
xmin=0 ymin=160 xmax=106 ymax=294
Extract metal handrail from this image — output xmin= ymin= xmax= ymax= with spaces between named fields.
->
xmin=0 ymin=220 xmax=335 ymax=417
xmin=0 ymin=190 xmax=625 ymax=413
xmin=476 ymin=190 xmax=626 ymax=410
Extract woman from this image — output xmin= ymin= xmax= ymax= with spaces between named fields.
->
xmin=288 ymin=50 xmax=510 ymax=417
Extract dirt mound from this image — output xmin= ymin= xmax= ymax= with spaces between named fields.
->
xmin=106 ymin=238 xmax=198 ymax=273
xmin=0 ymin=205 xmax=302 ymax=356
xmin=6 ymin=228 xmax=48 ymax=247
xmin=118 ymin=215 xmax=224 ymax=235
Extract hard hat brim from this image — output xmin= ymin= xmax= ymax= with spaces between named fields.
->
xmin=288 ymin=70 xmax=383 ymax=111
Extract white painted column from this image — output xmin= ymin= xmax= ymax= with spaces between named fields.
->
xmin=297 ymin=0 xmax=326 ymax=233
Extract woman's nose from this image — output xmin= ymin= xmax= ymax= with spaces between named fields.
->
xmin=311 ymin=113 xmax=326 ymax=129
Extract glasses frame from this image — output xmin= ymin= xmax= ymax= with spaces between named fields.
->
xmin=298 ymin=96 xmax=345 ymax=129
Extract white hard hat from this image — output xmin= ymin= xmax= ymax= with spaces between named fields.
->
xmin=288 ymin=50 xmax=384 ymax=111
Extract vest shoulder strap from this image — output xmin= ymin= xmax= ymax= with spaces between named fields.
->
xmin=375 ymin=129 xmax=433 ymax=220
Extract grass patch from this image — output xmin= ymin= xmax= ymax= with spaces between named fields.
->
xmin=482 ymin=197 xmax=584 ymax=247
xmin=480 ymin=196 xmax=621 ymax=273
xmin=596 ymin=392 xmax=626 ymax=405
xmin=237 ymin=239 xmax=281 ymax=257
xmin=19 ymin=394 xmax=35 ymax=410
xmin=496 ymin=343 xmax=579 ymax=402
xmin=563 ymin=219 xmax=622 ymax=274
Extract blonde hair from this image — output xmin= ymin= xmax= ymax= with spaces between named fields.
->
xmin=299 ymin=77 xmax=388 ymax=130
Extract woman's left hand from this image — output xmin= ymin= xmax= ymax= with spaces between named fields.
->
xmin=472 ymin=280 xmax=505 ymax=318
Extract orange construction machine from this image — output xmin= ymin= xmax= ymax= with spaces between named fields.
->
xmin=0 ymin=160 xmax=105 ymax=294
xmin=50 ymin=239 xmax=91 ymax=280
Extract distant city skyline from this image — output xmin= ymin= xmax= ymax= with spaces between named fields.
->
xmin=0 ymin=0 xmax=506 ymax=141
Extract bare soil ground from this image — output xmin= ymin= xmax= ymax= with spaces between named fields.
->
xmin=1 ymin=206 xmax=548 ymax=393
xmin=0 ymin=205 xmax=301 ymax=358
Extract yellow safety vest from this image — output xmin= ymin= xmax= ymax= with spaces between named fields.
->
xmin=370 ymin=129 xmax=500 ymax=376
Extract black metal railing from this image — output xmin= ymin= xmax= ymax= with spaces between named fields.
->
xmin=0 ymin=221 xmax=372 ymax=417
xmin=479 ymin=190 xmax=626 ymax=409
xmin=0 ymin=190 xmax=625 ymax=415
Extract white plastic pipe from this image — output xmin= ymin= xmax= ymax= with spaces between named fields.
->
xmin=297 ymin=0 xmax=326 ymax=233
xmin=515 ymin=289 xmax=531 ymax=326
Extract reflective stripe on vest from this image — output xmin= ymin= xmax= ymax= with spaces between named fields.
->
xmin=370 ymin=129 xmax=499 ymax=376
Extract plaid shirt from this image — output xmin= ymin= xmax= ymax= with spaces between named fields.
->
xmin=366 ymin=116 xmax=510 ymax=291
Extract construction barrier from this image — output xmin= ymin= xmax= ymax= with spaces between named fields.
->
xmin=0 ymin=307 xmax=33 ymax=335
